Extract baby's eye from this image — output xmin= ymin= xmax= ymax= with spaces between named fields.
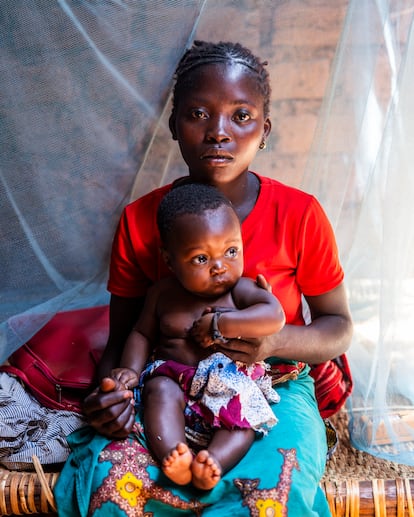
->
xmin=191 ymin=109 xmax=207 ymax=120
xmin=225 ymin=247 xmax=239 ymax=258
xmin=192 ymin=255 xmax=208 ymax=265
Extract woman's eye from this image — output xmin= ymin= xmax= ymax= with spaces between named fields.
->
xmin=234 ymin=111 xmax=251 ymax=122
xmin=225 ymin=247 xmax=239 ymax=258
xmin=191 ymin=109 xmax=207 ymax=120
xmin=192 ymin=255 xmax=208 ymax=265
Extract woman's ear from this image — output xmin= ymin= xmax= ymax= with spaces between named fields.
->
xmin=263 ymin=118 xmax=272 ymax=139
xmin=169 ymin=113 xmax=178 ymax=141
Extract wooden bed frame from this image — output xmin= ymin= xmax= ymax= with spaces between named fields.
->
xmin=1 ymin=410 xmax=413 ymax=516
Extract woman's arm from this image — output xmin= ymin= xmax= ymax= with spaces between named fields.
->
xmin=217 ymin=282 xmax=353 ymax=365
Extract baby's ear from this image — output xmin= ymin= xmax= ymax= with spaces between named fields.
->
xmin=160 ymin=247 xmax=173 ymax=270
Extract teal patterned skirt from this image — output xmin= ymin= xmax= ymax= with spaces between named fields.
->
xmin=54 ymin=365 xmax=331 ymax=516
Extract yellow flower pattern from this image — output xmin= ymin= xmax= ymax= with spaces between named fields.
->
xmin=89 ymin=422 xmax=297 ymax=516
xmin=116 ymin=472 xmax=143 ymax=507
xmin=256 ymin=497 xmax=283 ymax=517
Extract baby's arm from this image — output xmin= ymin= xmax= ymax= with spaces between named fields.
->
xmin=213 ymin=278 xmax=285 ymax=342
xmin=220 ymin=277 xmax=285 ymax=338
xmin=190 ymin=278 xmax=285 ymax=346
xmin=111 ymin=284 xmax=160 ymax=388
xmin=219 ymin=277 xmax=285 ymax=338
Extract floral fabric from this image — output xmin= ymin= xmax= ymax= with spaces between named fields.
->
xmin=140 ymin=352 xmax=279 ymax=436
xmin=54 ymin=366 xmax=332 ymax=517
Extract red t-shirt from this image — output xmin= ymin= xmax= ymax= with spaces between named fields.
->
xmin=108 ymin=173 xmax=344 ymax=325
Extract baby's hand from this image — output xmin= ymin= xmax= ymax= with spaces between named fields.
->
xmin=110 ymin=367 xmax=139 ymax=390
xmin=189 ymin=313 xmax=215 ymax=347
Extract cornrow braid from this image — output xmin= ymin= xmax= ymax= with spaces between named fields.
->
xmin=171 ymin=40 xmax=271 ymax=119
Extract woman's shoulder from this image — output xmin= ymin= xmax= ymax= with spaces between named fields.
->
xmin=125 ymin=176 xmax=192 ymax=213
xmin=124 ymin=183 xmax=172 ymax=216
xmin=252 ymin=173 xmax=322 ymax=223
xmin=256 ymin=173 xmax=314 ymax=205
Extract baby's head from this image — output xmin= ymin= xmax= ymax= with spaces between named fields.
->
xmin=157 ymin=183 xmax=244 ymax=296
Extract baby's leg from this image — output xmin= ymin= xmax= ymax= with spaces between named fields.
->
xmin=192 ymin=428 xmax=255 ymax=490
xmin=142 ymin=376 xmax=192 ymax=485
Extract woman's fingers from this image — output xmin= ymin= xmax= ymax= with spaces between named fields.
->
xmin=83 ymin=394 xmax=135 ymax=438
xmin=83 ymin=384 xmax=132 ymax=412
xmin=256 ymin=274 xmax=272 ymax=292
xmin=217 ymin=337 xmax=261 ymax=364
xmin=96 ymin=401 xmax=136 ymax=439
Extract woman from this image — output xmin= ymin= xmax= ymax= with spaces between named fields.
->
xmin=54 ymin=40 xmax=353 ymax=516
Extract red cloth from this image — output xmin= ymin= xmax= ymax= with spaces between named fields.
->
xmin=310 ymin=354 xmax=353 ymax=418
xmin=108 ymin=173 xmax=344 ymax=324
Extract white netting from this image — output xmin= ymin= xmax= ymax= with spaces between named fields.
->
xmin=1 ymin=0 xmax=413 ymax=464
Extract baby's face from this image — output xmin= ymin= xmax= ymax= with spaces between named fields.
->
xmin=165 ymin=206 xmax=243 ymax=298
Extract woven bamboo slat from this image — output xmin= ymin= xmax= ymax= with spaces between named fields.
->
xmin=0 ymin=469 xmax=58 ymax=515
xmin=0 ymin=409 xmax=413 ymax=516
xmin=322 ymin=479 xmax=414 ymax=517
xmin=322 ymin=410 xmax=414 ymax=516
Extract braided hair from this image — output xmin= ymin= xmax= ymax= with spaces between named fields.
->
xmin=171 ymin=40 xmax=271 ymax=120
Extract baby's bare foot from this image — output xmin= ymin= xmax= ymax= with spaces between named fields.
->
xmin=162 ymin=442 xmax=192 ymax=485
xmin=191 ymin=450 xmax=221 ymax=490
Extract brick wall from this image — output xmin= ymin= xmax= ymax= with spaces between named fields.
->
xmin=196 ymin=0 xmax=349 ymax=187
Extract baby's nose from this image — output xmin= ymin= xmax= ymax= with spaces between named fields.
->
xmin=211 ymin=260 xmax=226 ymax=274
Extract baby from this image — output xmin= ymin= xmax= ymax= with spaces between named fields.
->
xmin=111 ymin=183 xmax=285 ymax=489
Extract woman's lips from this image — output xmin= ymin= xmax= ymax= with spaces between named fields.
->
xmin=200 ymin=149 xmax=233 ymax=161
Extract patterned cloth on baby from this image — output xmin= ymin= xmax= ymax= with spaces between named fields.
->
xmin=139 ymin=352 xmax=279 ymax=436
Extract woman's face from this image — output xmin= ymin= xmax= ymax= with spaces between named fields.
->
xmin=170 ymin=63 xmax=271 ymax=187
xmin=163 ymin=206 xmax=244 ymax=298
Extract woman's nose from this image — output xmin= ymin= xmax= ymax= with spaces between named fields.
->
xmin=205 ymin=116 xmax=231 ymax=143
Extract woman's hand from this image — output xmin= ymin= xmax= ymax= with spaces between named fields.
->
xmin=255 ymin=273 xmax=272 ymax=292
xmin=82 ymin=377 xmax=136 ymax=439
xmin=216 ymin=335 xmax=272 ymax=364
xmin=82 ymin=294 xmax=145 ymax=439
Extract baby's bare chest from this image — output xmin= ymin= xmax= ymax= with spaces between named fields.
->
xmin=157 ymin=291 xmax=235 ymax=338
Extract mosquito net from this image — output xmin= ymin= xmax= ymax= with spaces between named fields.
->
xmin=1 ymin=0 xmax=413 ymax=465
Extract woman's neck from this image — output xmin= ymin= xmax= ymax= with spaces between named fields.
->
xmin=225 ymin=171 xmax=260 ymax=222
xmin=177 ymin=171 xmax=260 ymax=222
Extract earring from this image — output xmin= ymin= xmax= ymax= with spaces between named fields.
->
xmin=259 ymin=140 xmax=266 ymax=150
